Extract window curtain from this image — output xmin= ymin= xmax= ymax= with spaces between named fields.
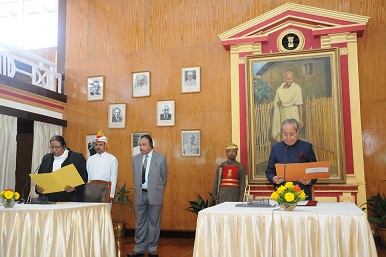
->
xmin=0 ymin=114 xmax=17 ymax=201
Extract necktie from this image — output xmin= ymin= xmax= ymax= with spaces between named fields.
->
xmin=142 ymin=155 xmax=148 ymax=184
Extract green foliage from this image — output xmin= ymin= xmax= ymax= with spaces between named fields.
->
xmin=113 ymin=182 xmax=133 ymax=221
xmin=186 ymin=193 xmax=216 ymax=214
xmin=361 ymin=193 xmax=386 ymax=228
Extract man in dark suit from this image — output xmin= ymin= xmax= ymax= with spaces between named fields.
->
xmin=35 ymin=135 xmax=88 ymax=202
xmin=159 ymin=105 xmax=171 ymax=120
xmin=265 ymin=118 xmax=317 ymax=200
xmin=128 ymin=135 xmax=168 ymax=257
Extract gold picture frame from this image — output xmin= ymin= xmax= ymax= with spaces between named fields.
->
xmin=245 ymin=48 xmax=345 ymax=184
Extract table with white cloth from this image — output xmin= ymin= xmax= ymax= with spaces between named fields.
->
xmin=0 ymin=202 xmax=116 ymax=257
xmin=193 ymin=202 xmax=378 ymax=257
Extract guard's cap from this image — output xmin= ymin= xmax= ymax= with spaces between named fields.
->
xmin=226 ymin=143 xmax=238 ymax=151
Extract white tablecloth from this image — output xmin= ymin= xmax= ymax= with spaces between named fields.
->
xmin=0 ymin=202 xmax=116 ymax=257
xmin=193 ymin=202 xmax=377 ymax=257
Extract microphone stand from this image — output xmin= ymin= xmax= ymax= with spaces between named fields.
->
xmin=283 ymin=146 xmax=288 ymax=183
xmin=19 ymin=165 xmax=40 ymax=204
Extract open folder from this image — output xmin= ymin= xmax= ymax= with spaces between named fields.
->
xmin=30 ymin=164 xmax=85 ymax=194
xmin=275 ymin=162 xmax=331 ymax=181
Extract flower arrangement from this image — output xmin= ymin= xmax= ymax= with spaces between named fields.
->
xmin=0 ymin=188 xmax=20 ymax=200
xmin=1 ymin=189 xmax=20 ymax=208
xmin=270 ymin=182 xmax=306 ymax=204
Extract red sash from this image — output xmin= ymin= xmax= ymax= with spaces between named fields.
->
xmin=220 ymin=166 xmax=239 ymax=188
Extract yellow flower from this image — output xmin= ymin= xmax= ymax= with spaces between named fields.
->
xmin=270 ymin=192 xmax=279 ymax=199
xmin=276 ymin=185 xmax=286 ymax=194
xmin=284 ymin=182 xmax=294 ymax=188
xmin=1 ymin=189 xmax=20 ymax=200
xmin=4 ymin=191 xmax=13 ymax=199
xmin=284 ymin=192 xmax=295 ymax=202
xmin=299 ymin=191 xmax=306 ymax=199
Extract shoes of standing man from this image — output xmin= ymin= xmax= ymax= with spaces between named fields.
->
xmin=127 ymin=251 xmax=144 ymax=257
xmin=148 ymin=252 xmax=159 ymax=257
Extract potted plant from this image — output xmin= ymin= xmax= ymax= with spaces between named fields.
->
xmin=361 ymin=193 xmax=386 ymax=247
xmin=186 ymin=193 xmax=216 ymax=214
xmin=113 ymin=182 xmax=133 ymax=237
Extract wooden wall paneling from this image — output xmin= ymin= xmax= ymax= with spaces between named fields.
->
xmin=357 ymin=12 xmax=386 ymax=199
xmin=358 ymin=25 xmax=386 ymax=102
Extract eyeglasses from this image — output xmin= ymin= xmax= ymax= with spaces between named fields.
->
xmin=282 ymin=133 xmax=297 ymax=139
xmin=49 ymin=146 xmax=62 ymax=150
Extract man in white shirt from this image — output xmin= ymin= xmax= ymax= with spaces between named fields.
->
xmin=86 ymin=132 xmax=118 ymax=205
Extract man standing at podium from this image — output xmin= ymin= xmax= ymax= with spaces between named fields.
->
xmin=212 ymin=143 xmax=246 ymax=204
xmin=265 ymin=119 xmax=317 ymax=200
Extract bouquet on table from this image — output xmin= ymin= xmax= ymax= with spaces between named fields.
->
xmin=270 ymin=182 xmax=306 ymax=211
xmin=0 ymin=188 xmax=20 ymax=208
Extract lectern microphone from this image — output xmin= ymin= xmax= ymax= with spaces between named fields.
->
xmin=19 ymin=164 xmax=40 ymax=204
xmin=283 ymin=146 xmax=288 ymax=182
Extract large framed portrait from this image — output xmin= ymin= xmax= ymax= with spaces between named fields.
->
xmin=157 ymin=100 xmax=175 ymax=126
xmin=86 ymin=134 xmax=97 ymax=159
xmin=87 ymin=76 xmax=104 ymax=101
xmin=132 ymin=71 xmax=150 ymax=97
xmin=181 ymin=130 xmax=201 ymax=156
xmin=181 ymin=66 xmax=200 ymax=93
xmin=245 ymin=48 xmax=345 ymax=184
xmin=131 ymin=132 xmax=150 ymax=157
xmin=108 ymin=103 xmax=126 ymax=128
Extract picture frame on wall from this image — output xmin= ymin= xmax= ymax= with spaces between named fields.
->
xmin=181 ymin=129 xmax=200 ymax=156
xmin=245 ymin=48 xmax=345 ymax=184
xmin=157 ymin=100 xmax=175 ymax=126
xmin=182 ymin=66 xmax=200 ymax=93
xmin=87 ymin=76 xmax=104 ymax=101
xmin=131 ymin=132 xmax=150 ymax=157
xmin=86 ymin=134 xmax=97 ymax=159
xmin=132 ymin=71 xmax=150 ymax=97
xmin=108 ymin=103 xmax=126 ymax=128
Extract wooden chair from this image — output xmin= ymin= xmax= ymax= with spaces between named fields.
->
xmin=84 ymin=180 xmax=112 ymax=203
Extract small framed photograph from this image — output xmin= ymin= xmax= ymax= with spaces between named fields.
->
xmin=108 ymin=103 xmax=126 ymax=128
xmin=182 ymin=66 xmax=200 ymax=93
xmin=86 ymin=134 xmax=97 ymax=159
xmin=157 ymin=100 xmax=175 ymax=126
xmin=131 ymin=132 xmax=150 ymax=156
xmin=181 ymin=130 xmax=201 ymax=156
xmin=132 ymin=71 xmax=150 ymax=97
xmin=87 ymin=76 xmax=104 ymax=101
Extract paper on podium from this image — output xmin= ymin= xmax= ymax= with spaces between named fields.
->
xmin=30 ymin=164 xmax=85 ymax=194
xmin=275 ymin=162 xmax=331 ymax=181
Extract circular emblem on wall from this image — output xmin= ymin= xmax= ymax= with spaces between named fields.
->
xmin=277 ymin=29 xmax=305 ymax=52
